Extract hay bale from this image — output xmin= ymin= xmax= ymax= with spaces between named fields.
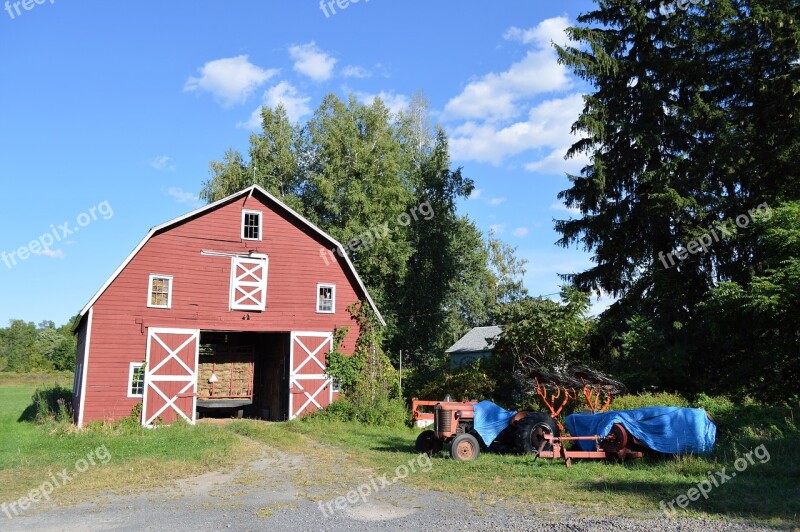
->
xmin=197 ymin=345 xmax=255 ymax=399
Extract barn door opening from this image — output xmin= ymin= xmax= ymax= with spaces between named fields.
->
xmin=142 ymin=328 xmax=200 ymax=427
xmin=289 ymin=332 xmax=333 ymax=419
xmin=196 ymin=331 xmax=289 ymax=421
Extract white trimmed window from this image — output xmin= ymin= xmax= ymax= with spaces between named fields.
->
xmin=148 ymin=274 xmax=173 ymax=309
xmin=242 ymin=210 xmax=262 ymax=240
xmin=128 ymin=362 xmax=145 ymax=398
xmin=331 ymin=377 xmax=342 ymax=393
xmin=317 ymin=284 xmax=335 ymax=313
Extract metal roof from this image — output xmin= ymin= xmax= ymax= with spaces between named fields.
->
xmin=446 ymin=325 xmax=503 ymax=354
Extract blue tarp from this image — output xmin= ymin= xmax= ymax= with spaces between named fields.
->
xmin=473 ymin=400 xmax=518 ymax=447
xmin=565 ymin=407 xmax=716 ymax=454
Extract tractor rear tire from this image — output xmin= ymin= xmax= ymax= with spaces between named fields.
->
xmin=515 ymin=412 xmax=560 ymax=455
xmin=415 ymin=430 xmax=443 ymax=456
xmin=450 ymin=433 xmax=480 ymax=461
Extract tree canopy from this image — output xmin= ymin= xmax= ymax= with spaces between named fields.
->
xmin=201 ymin=93 xmax=527 ymax=372
xmin=555 ymin=0 xmax=799 ymax=399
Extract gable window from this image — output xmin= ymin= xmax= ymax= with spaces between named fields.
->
xmin=242 ymin=210 xmax=262 ymax=241
xmin=148 ymin=274 xmax=173 ymax=309
xmin=317 ymin=284 xmax=335 ymax=313
xmin=128 ymin=362 xmax=145 ymax=398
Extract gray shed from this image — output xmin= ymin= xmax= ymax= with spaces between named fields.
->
xmin=446 ymin=326 xmax=502 ymax=368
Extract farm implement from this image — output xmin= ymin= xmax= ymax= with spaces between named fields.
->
xmin=412 ymin=367 xmax=716 ymax=466
xmin=413 ymin=398 xmax=646 ymax=466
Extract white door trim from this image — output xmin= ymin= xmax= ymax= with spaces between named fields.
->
xmin=142 ymin=328 xmax=200 ymax=427
xmin=289 ymin=332 xmax=333 ymax=419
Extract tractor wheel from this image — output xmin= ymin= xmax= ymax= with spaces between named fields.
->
xmin=515 ymin=412 xmax=560 ymax=455
xmin=450 ymin=433 xmax=480 ymax=461
xmin=415 ymin=430 xmax=443 ymax=456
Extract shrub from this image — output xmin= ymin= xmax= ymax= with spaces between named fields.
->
xmin=691 ymin=393 xmax=735 ymax=418
xmin=610 ymin=391 xmax=689 ymax=410
xmin=415 ymin=358 xmax=498 ymax=404
xmin=28 ymin=384 xmax=73 ymax=425
xmin=311 ymin=301 xmax=407 ymax=427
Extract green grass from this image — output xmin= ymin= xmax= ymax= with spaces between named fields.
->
xmin=273 ymin=410 xmax=799 ymax=526
xmin=0 ymin=380 xmax=252 ymax=506
xmin=1 ymin=376 xmax=797 ymax=526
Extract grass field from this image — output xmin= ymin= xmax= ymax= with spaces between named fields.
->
xmin=259 ymin=417 xmax=800 ymax=526
xmin=0 ymin=376 xmax=797 ymax=526
xmin=0 ymin=376 xmax=254 ymax=507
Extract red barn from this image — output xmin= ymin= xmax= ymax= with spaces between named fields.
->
xmin=71 ymin=185 xmax=383 ymax=427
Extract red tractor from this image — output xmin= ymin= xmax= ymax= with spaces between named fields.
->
xmin=413 ymin=399 xmax=560 ymax=461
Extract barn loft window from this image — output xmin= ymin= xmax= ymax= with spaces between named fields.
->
xmin=148 ymin=274 xmax=173 ymax=309
xmin=242 ymin=210 xmax=262 ymax=240
xmin=317 ymin=284 xmax=335 ymax=313
xmin=230 ymin=256 xmax=268 ymax=311
xmin=128 ymin=362 xmax=145 ymax=398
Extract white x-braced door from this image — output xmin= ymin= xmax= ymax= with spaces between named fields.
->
xmin=230 ymin=256 xmax=268 ymax=311
xmin=289 ymin=332 xmax=334 ymax=419
xmin=142 ymin=328 xmax=200 ymax=427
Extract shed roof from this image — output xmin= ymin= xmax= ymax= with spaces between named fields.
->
xmin=446 ymin=326 xmax=503 ymax=354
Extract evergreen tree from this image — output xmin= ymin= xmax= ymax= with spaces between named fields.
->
xmin=555 ymin=0 xmax=800 ymax=395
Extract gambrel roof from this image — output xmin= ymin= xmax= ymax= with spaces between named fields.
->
xmin=78 ymin=185 xmax=385 ymax=325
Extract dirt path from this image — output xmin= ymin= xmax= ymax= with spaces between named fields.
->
xmin=4 ymin=435 xmax=775 ymax=532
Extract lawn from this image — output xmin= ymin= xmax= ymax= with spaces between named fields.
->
xmin=0 ymin=377 xmax=253 ymax=507
xmin=258 ymin=416 xmax=800 ymax=526
xmin=1 ymin=376 xmax=797 ymax=526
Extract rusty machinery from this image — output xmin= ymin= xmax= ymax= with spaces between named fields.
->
xmin=411 ymin=367 xmax=644 ymax=466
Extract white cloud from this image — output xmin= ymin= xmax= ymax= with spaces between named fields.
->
xmin=239 ymin=81 xmax=313 ymax=129
xmin=34 ymin=249 xmax=65 ymax=259
xmin=443 ymin=17 xmax=572 ymax=122
xmin=343 ymin=65 xmax=371 ymax=78
xmin=354 ymin=90 xmax=410 ymax=115
xmin=290 ymin=42 xmax=337 ymax=82
xmin=469 ymin=188 xmax=483 ymax=199
xmin=504 ymin=17 xmax=574 ymax=48
xmin=184 ymin=55 xmax=277 ymax=107
xmin=150 ymin=155 xmax=175 ymax=171
xmin=513 ymin=227 xmax=529 ymax=237
xmin=488 ymin=224 xmax=505 ymax=234
xmin=525 ymin=145 xmax=590 ymax=175
xmin=449 ymin=93 xmax=585 ymax=165
xmin=489 ymin=197 xmax=506 ymax=206
xmin=550 ymin=201 xmax=581 ymax=215
xmin=167 ymin=187 xmax=201 ymax=205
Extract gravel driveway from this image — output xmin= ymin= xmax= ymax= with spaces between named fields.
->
xmin=4 ymin=442 xmax=775 ymax=532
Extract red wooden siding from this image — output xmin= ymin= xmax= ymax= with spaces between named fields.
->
xmin=80 ymin=192 xmax=363 ymax=425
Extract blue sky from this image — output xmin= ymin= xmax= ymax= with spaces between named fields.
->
xmin=0 ymin=0 xmax=609 ymax=327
